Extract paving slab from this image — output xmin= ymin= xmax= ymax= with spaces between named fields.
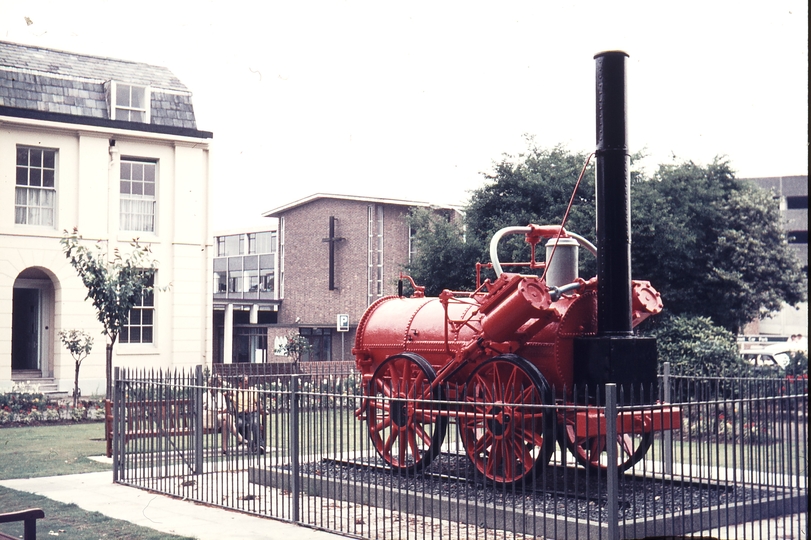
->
xmin=0 ymin=471 xmax=347 ymax=540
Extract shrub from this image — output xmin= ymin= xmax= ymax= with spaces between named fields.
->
xmin=785 ymin=350 xmax=809 ymax=377
xmin=642 ymin=312 xmax=745 ymax=378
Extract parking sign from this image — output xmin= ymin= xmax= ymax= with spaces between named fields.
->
xmin=337 ymin=314 xmax=349 ymax=332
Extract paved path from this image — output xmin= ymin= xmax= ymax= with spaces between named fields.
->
xmin=0 ymin=471 xmax=347 ymax=540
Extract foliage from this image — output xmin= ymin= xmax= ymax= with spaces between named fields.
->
xmin=414 ymin=142 xmax=805 ymax=337
xmin=784 ymin=351 xmax=809 ymax=377
xmin=465 ymin=142 xmax=599 ymax=280
xmin=643 ymin=312 xmax=745 ymax=378
xmin=256 ymin=374 xmax=361 ymax=412
xmin=631 ymin=158 xmax=806 ymax=333
xmin=0 ymin=389 xmax=47 ymax=415
xmin=0 ymin=391 xmax=104 ymax=426
xmin=60 ymin=228 xmax=161 ymax=399
xmin=274 ymin=331 xmax=314 ymax=364
xmin=681 ymin=401 xmax=781 ymax=444
xmin=59 ymin=329 xmax=94 ymax=407
xmin=405 ymin=207 xmax=480 ymax=296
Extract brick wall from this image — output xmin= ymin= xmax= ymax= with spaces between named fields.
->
xmin=277 ymin=198 xmax=415 ymax=361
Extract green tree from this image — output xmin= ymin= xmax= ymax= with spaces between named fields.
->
xmin=405 ymin=208 xmax=480 ymax=296
xmin=465 ymin=142 xmax=598 ymax=278
xmin=631 ymin=158 xmax=806 ymax=333
xmin=274 ymin=330 xmax=313 ymax=364
xmin=60 ymin=229 xmax=159 ymax=400
xmin=58 ymin=329 xmax=94 ymax=407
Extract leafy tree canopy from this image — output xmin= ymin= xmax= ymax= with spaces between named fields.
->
xmin=631 ymin=158 xmax=806 ymax=333
xmin=406 ymin=208 xmax=480 ymax=297
xmin=61 ymin=229 xmax=158 ymax=342
xmin=465 ymin=142 xmax=598 ymax=278
xmin=407 ymin=142 xmax=806 ymax=336
xmin=61 ymin=228 xmax=160 ymax=399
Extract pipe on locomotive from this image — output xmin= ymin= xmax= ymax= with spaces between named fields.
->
xmin=488 ymin=226 xmax=597 ymax=277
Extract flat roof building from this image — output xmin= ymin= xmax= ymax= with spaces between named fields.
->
xmin=741 ymin=175 xmax=808 ymax=338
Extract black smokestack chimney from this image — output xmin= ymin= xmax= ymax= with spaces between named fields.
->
xmin=573 ymin=51 xmax=657 ymax=404
xmin=594 ymin=51 xmax=633 ymax=335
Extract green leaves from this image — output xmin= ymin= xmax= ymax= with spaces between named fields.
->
xmin=644 ymin=313 xmax=744 ymax=378
xmin=631 ymin=158 xmax=806 ymax=332
xmin=60 ymin=228 xmax=162 ymax=399
xmin=400 ymin=142 xmax=806 ymax=377
xmin=58 ymin=329 xmax=94 ymax=364
xmin=405 ymin=208 xmax=479 ymax=296
xmin=275 ymin=331 xmax=313 ymax=363
xmin=60 ymin=228 xmax=158 ymax=341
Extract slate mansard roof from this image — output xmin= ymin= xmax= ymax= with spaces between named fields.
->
xmin=0 ymin=40 xmax=211 ymax=138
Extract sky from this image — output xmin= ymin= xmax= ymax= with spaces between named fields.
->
xmin=1 ymin=1 xmax=807 ymax=231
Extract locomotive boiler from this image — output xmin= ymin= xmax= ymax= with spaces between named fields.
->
xmin=352 ymin=52 xmax=681 ymax=487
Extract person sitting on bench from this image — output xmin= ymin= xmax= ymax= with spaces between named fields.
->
xmin=205 ymin=376 xmax=243 ymax=455
xmin=231 ymin=375 xmax=265 ymax=454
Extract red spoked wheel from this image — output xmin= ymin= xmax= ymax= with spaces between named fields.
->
xmin=559 ymin=413 xmax=654 ymax=473
xmin=366 ymin=353 xmax=448 ymax=474
xmin=459 ymin=354 xmax=554 ymax=488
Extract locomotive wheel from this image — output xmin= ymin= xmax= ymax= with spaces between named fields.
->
xmin=559 ymin=414 xmax=654 ymax=473
xmin=366 ymin=353 xmax=448 ymax=474
xmin=459 ymin=354 xmax=554 ymax=488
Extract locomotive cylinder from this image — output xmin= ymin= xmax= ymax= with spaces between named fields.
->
xmin=480 ymin=279 xmax=550 ymax=343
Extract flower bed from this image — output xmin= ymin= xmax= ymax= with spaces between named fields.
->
xmin=0 ymin=384 xmax=104 ymax=426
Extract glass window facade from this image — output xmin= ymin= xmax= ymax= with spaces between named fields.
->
xmin=300 ymin=327 xmax=332 ymax=362
xmin=232 ymin=326 xmax=267 ymax=363
xmin=368 ymin=205 xmax=384 ymax=305
xmin=214 ymin=231 xmax=278 ymax=300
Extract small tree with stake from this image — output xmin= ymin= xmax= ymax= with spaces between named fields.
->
xmin=58 ymin=329 xmax=94 ymax=408
xmin=60 ymin=228 xmax=160 ymax=401
xmin=275 ymin=331 xmax=313 ymax=365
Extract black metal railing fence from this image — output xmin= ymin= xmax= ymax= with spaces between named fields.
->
xmin=112 ymin=365 xmax=808 ymax=540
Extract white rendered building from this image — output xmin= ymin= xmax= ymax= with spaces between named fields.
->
xmin=0 ymin=41 xmax=213 ymax=394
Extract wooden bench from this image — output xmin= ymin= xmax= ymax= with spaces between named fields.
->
xmin=105 ymin=398 xmax=215 ymax=458
xmin=0 ymin=508 xmax=45 ymax=540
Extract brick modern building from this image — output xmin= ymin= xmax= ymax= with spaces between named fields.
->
xmin=212 ymin=194 xmax=459 ymax=369
xmin=0 ymin=41 xmax=213 ymax=393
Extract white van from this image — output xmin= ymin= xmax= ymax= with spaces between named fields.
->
xmin=741 ymin=342 xmax=797 ymax=368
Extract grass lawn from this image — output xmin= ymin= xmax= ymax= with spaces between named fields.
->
xmin=0 ymin=486 xmax=194 ymax=540
xmin=0 ymin=423 xmax=193 ymax=540
xmin=0 ymin=423 xmax=108 ymax=481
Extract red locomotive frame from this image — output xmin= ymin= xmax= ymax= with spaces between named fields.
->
xmin=352 ymin=225 xmax=681 ymax=487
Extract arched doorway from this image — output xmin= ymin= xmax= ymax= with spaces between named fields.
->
xmin=12 ymin=268 xmax=55 ymax=377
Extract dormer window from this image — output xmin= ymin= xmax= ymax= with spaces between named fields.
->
xmin=112 ymin=82 xmax=150 ymax=123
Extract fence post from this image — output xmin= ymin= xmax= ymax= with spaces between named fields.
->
xmin=663 ymin=362 xmax=672 ymax=475
xmin=193 ymin=365 xmax=204 ymax=474
xmin=290 ymin=376 xmax=300 ymax=523
xmin=112 ymin=367 xmax=122 ymax=483
xmin=605 ymin=383 xmax=619 ymax=540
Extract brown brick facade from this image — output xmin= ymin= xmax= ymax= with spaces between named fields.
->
xmin=210 ymin=195 xmax=460 ymax=367
xmin=274 ymin=197 xmax=417 ymax=362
